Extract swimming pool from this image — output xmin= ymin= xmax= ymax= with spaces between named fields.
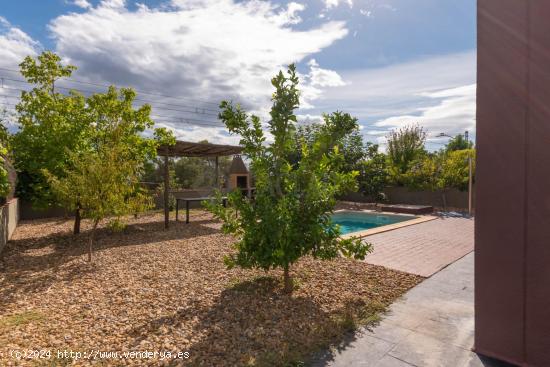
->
xmin=332 ymin=211 xmax=418 ymax=235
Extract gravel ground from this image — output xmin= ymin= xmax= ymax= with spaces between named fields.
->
xmin=0 ymin=211 xmax=422 ymax=366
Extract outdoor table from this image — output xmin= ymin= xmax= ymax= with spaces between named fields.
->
xmin=176 ymin=197 xmax=227 ymax=224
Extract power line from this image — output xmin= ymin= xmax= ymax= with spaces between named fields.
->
xmin=0 ymin=91 xmax=225 ymax=127
xmin=0 ymin=101 xmax=226 ymax=129
xmin=0 ymin=66 xmax=222 ymax=107
xmin=0 ymin=76 xmax=221 ymax=114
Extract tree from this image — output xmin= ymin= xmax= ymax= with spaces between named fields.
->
xmin=401 ymin=148 xmax=475 ymax=209
xmin=439 ymin=149 xmax=475 ymax=191
xmin=46 ymin=86 xmax=174 ymax=261
xmin=445 ymin=134 xmax=473 ymax=152
xmin=47 ymin=147 xmax=148 ymax=261
xmin=12 ymin=52 xmax=91 ymax=233
xmin=292 ymin=122 xmax=365 ymax=174
xmin=402 ymin=153 xmax=442 ymax=192
xmin=358 ymin=143 xmax=388 ymax=201
xmin=0 ymin=109 xmax=11 ymax=199
xmin=386 ymin=124 xmax=427 ymax=184
xmin=205 ymin=65 xmax=372 ymax=293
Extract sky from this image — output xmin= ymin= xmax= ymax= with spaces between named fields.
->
xmin=0 ymin=0 xmax=476 ymax=150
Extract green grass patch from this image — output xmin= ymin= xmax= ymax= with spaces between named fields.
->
xmin=0 ymin=310 xmax=45 ymax=329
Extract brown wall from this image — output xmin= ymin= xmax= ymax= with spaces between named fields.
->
xmin=384 ymin=186 xmax=474 ymax=212
xmin=341 ymin=186 xmax=474 ymax=212
xmin=476 ymin=1 xmax=550 ymax=365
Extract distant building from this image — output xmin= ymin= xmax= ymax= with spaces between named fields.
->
xmin=227 ymin=155 xmax=249 ymax=192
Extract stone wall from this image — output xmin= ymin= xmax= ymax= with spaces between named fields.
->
xmin=0 ymin=198 xmax=19 ymax=255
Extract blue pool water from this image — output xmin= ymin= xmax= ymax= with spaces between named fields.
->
xmin=332 ymin=211 xmax=417 ymax=235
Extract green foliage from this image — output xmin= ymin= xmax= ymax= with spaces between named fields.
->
xmin=293 ymin=122 xmax=365 ymax=174
xmin=402 ymin=153 xmax=442 ymax=191
xmin=11 ymin=52 xmax=91 ymax=208
xmin=31 ymin=52 xmax=175 ymax=258
xmin=174 ymin=156 xmax=231 ymax=189
xmin=358 ymin=143 xmax=388 ymax=200
xmin=204 ymin=65 xmax=372 ymax=292
xmin=439 ymin=149 xmax=475 ymax=191
xmin=45 ymin=84 xmax=160 ymax=221
xmin=0 ymin=110 xmax=11 ymax=198
xmin=386 ymin=124 xmax=427 ymax=184
xmin=445 ymin=134 xmax=473 ymax=152
xmin=46 ymin=148 xmax=144 ymax=221
xmin=401 ymin=148 xmax=475 ymax=192
xmin=12 ymin=52 xmax=174 ymax=238
xmin=44 ymin=84 xmax=163 ymax=260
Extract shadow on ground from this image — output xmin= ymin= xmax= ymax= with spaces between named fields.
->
xmin=0 ymin=213 xmax=220 ymax=308
xmin=132 ymin=276 xmax=379 ymax=366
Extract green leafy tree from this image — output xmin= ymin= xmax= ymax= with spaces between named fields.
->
xmin=292 ymin=123 xmax=365 ymax=174
xmin=46 ymin=86 xmax=174 ymax=261
xmin=439 ymin=149 xmax=475 ymax=191
xmin=205 ymin=65 xmax=372 ymax=293
xmin=12 ymin=52 xmax=87 ymax=205
xmin=47 ymin=146 xmax=150 ymax=262
xmin=358 ymin=143 xmax=388 ymax=201
xmin=0 ymin=109 xmax=11 ymax=199
xmin=386 ymin=124 xmax=427 ymax=184
xmin=402 ymin=153 xmax=442 ymax=192
xmin=11 ymin=52 xmax=92 ymax=232
xmin=445 ymin=134 xmax=473 ymax=152
xmin=401 ymin=148 xmax=475 ymax=209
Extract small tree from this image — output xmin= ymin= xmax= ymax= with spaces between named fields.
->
xmin=402 ymin=154 xmax=442 ymax=192
xmin=439 ymin=149 xmax=476 ymax=191
xmin=358 ymin=143 xmax=388 ymax=201
xmin=386 ymin=124 xmax=427 ymax=184
xmin=292 ymin=123 xmax=365 ymax=174
xmin=46 ymin=87 xmax=174 ymax=261
xmin=0 ymin=110 xmax=11 ymax=199
xmin=445 ymin=134 xmax=473 ymax=152
xmin=205 ymin=65 xmax=372 ymax=292
xmin=402 ymin=149 xmax=475 ymax=209
xmin=12 ymin=52 xmax=92 ymax=233
xmin=47 ymin=147 xmax=147 ymax=261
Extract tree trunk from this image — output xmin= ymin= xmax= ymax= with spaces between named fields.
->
xmin=73 ymin=206 xmax=81 ymax=234
xmin=283 ymin=264 xmax=293 ymax=293
xmin=441 ymin=191 xmax=448 ymax=211
xmin=88 ymin=219 xmax=99 ymax=262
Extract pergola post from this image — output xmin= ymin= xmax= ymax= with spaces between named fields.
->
xmin=156 ymin=141 xmax=243 ymax=225
xmin=163 ymin=155 xmax=170 ymax=229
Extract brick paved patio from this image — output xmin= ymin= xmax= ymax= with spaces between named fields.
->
xmin=313 ymin=253 xmax=509 ymax=367
xmin=363 ymin=214 xmax=474 ymax=277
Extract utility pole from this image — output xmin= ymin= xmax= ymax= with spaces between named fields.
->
xmin=465 ymin=129 xmax=473 ymax=215
xmin=440 ymin=131 xmax=474 ymax=215
xmin=468 ymin=155 xmax=473 ymax=216
xmin=164 ymin=155 xmax=170 ymax=229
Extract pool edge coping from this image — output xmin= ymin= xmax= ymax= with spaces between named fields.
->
xmin=335 ymin=209 xmax=438 ymax=240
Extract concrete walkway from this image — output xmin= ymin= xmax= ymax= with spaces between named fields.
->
xmin=314 ymin=253 xmax=510 ymax=367
xmin=364 ymin=215 xmax=474 ymax=277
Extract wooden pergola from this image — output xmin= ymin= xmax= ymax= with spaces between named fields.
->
xmin=157 ymin=140 xmax=243 ymax=229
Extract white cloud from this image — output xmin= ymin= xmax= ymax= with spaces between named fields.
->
xmin=300 ymin=59 xmax=346 ymax=109
xmin=47 ymin=0 xmax=348 ymax=143
xmin=359 ymin=9 xmax=372 ymax=17
xmin=72 ymin=0 xmax=92 ymax=9
xmin=301 ymin=51 xmax=477 ymax=148
xmin=0 ymin=16 xmax=41 ymax=128
xmin=324 ymin=0 xmax=353 ymax=10
xmin=0 ymin=17 xmax=41 ymax=69
xmin=374 ymin=83 xmax=476 ymax=147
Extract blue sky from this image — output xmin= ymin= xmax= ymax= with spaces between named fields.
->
xmin=0 ymin=0 xmax=476 ymax=149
